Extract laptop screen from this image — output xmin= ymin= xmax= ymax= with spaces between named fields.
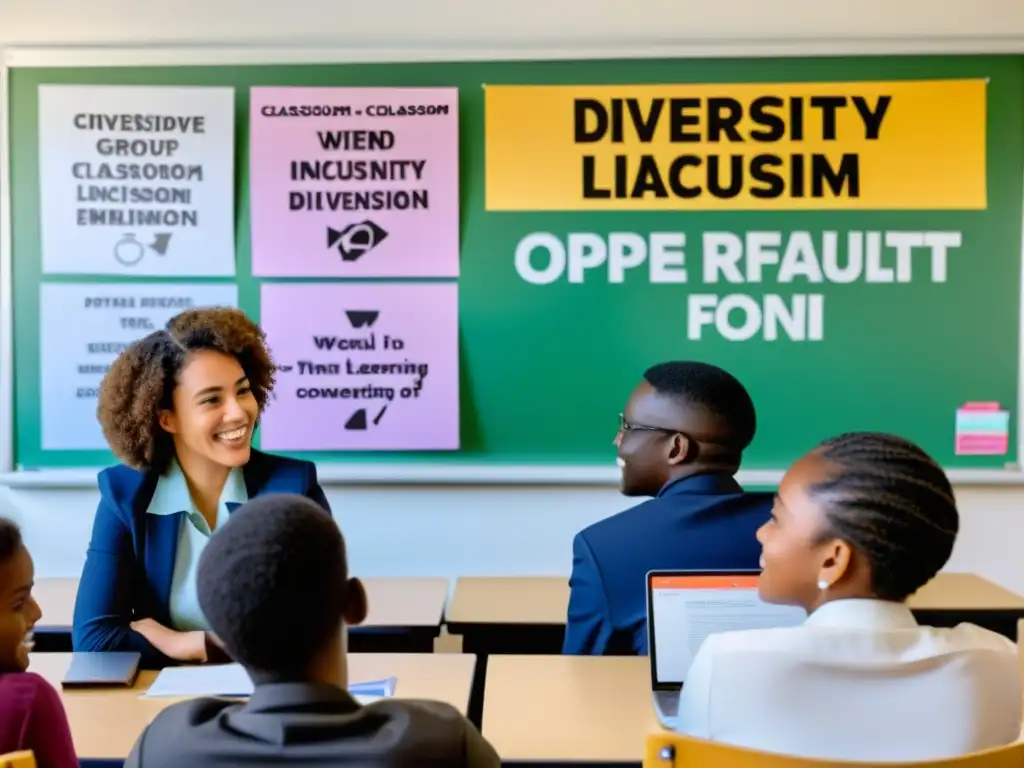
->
xmin=647 ymin=571 xmax=806 ymax=688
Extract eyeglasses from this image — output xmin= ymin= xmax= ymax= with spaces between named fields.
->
xmin=618 ymin=413 xmax=681 ymax=435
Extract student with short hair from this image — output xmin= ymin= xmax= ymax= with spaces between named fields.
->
xmin=564 ymin=361 xmax=771 ymax=655
xmin=73 ymin=307 xmax=331 ymax=668
xmin=125 ymin=493 xmax=501 ymax=767
xmin=676 ymin=432 xmax=1021 ymax=761
xmin=0 ymin=518 xmax=78 ymax=767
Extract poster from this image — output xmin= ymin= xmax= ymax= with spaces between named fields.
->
xmin=954 ymin=402 xmax=1010 ymax=456
xmin=38 ymin=85 xmax=237 ymax=276
xmin=259 ymin=282 xmax=459 ymax=450
xmin=484 ymin=79 xmax=987 ymax=211
xmin=249 ymin=87 xmax=459 ymax=278
xmin=39 ymin=282 xmax=239 ymax=450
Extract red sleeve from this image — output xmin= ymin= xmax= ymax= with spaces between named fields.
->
xmin=19 ymin=673 xmax=79 ymax=768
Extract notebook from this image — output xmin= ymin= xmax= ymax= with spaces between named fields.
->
xmin=61 ymin=651 xmax=142 ymax=689
xmin=142 ymin=663 xmax=397 ymax=704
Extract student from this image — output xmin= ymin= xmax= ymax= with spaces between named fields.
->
xmin=0 ymin=518 xmax=78 ymax=768
xmin=563 ymin=361 xmax=771 ymax=655
xmin=73 ymin=307 xmax=331 ymax=668
xmin=125 ymin=493 xmax=500 ymax=766
xmin=676 ymin=432 xmax=1021 ymax=761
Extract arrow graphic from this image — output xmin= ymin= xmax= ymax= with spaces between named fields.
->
xmin=149 ymin=233 xmax=173 ymax=256
xmin=345 ymin=409 xmax=368 ymax=430
xmin=345 ymin=311 xmax=379 ymax=329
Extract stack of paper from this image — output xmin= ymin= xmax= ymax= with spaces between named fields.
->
xmin=142 ymin=663 xmax=396 ymax=704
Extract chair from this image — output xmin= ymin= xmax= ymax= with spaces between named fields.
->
xmin=644 ymin=733 xmax=1024 ymax=768
xmin=0 ymin=752 xmax=35 ymax=768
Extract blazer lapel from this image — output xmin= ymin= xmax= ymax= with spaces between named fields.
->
xmin=242 ymin=449 xmax=270 ymax=499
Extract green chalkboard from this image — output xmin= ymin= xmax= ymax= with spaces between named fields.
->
xmin=7 ymin=55 xmax=1024 ymax=470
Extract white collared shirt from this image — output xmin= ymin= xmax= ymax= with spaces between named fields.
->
xmin=147 ymin=458 xmax=247 ymax=631
xmin=676 ymin=598 xmax=1022 ymax=761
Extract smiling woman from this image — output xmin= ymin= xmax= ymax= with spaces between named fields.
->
xmin=71 ymin=307 xmax=332 ymax=669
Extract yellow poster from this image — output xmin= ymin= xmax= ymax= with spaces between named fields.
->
xmin=484 ymin=79 xmax=987 ymax=211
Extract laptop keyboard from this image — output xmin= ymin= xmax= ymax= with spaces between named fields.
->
xmin=655 ymin=690 xmax=680 ymax=717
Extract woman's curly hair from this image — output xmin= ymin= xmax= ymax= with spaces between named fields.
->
xmin=97 ymin=306 xmax=276 ymax=473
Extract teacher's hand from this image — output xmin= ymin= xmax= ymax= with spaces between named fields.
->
xmin=130 ymin=618 xmax=208 ymax=663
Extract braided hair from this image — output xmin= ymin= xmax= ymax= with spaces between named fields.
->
xmin=810 ymin=432 xmax=958 ymax=601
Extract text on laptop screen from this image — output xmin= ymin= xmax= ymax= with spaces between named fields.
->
xmin=650 ymin=575 xmax=806 ymax=685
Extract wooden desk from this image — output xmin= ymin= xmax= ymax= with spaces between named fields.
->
xmin=483 ymin=655 xmax=657 ymax=765
xmin=32 ymin=576 xmax=450 ymax=653
xmin=28 ymin=651 xmax=477 ymax=760
xmin=448 ymin=572 xmax=1024 ymax=656
xmin=351 ymin=577 xmax=450 ymax=652
xmin=909 ymin=573 xmax=1024 ymax=611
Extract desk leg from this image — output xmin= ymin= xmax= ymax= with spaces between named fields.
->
xmin=468 ymin=652 xmax=488 ymax=728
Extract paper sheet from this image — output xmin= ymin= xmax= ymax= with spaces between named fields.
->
xmin=141 ymin=663 xmax=396 ymax=703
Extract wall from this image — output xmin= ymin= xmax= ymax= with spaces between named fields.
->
xmin=3 ymin=0 xmax=1024 ymax=50
xmin=3 ymin=0 xmax=1024 ymax=592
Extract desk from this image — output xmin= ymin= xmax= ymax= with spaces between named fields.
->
xmin=483 ymin=655 xmax=656 ymax=767
xmin=28 ymin=651 xmax=478 ymax=761
xmin=32 ymin=576 xmax=449 ymax=653
xmin=448 ymin=572 xmax=1024 ymax=656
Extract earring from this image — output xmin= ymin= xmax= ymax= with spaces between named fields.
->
xmin=817 ymin=578 xmax=829 ymax=590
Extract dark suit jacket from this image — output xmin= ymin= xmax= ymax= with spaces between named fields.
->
xmin=562 ymin=472 xmax=772 ymax=655
xmin=124 ymin=682 xmax=501 ymax=767
xmin=72 ymin=450 xmax=331 ymax=668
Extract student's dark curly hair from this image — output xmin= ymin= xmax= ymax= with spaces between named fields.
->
xmin=96 ymin=307 xmax=276 ymax=473
xmin=197 ymin=493 xmax=346 ymax=681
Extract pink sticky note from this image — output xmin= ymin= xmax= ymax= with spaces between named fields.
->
xmin=955 ymin=433 xmax=1009 ymax=455
xmin=259 ymin=283 xmax=459 ymax=451
xmin=249 ymin=87 xmax=460 ymax=278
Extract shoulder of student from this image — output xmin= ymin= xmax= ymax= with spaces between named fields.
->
xmin=702 ymin=620 xmax=1022 ymax=658
xmin=247 ymin=449 xmax=318 ymax=481
xmin=126 ymin=698 xmax=236 ymax=764
xmin=365 ymin=697 xmax=469 ymax=724
xmin=97 ymin=462 xmax=148 ymax=510
xmin=579 ymin=496 xmax=663 ymax=541
xmin=363 ymin=699 xmax=498 ymax=764
xmin=0 ymin=670 xmax=57 ymax=703
xmin=943 ymin=622 xmax=1020 ymax=655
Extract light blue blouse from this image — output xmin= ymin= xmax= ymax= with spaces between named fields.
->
xmin=146 ymin=459 xmax=247 ymax=631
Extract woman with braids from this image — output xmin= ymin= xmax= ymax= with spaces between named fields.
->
xmin=72 ymin=307 xmax=331 ymax=669
xmin=675 ymin=431 xmax=1020 ymax=761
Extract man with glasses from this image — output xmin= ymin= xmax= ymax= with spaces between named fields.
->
xmin=562 ymin=361 xmax=771 ymax=655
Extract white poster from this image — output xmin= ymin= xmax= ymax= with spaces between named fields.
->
xmin=40 ymin=282 xmax=240 ymax=450
xmin=38 ymin=85 xmax=237 ymax=276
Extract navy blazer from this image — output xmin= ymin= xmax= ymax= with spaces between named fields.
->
xmin=72 ymin=450 xmax=331 ymax=668
xmin=562 ymin=473 xmax=772 ymax=656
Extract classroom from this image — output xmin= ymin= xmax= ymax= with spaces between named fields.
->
xmin=3 ymin=0 xmax=1024 ymax=765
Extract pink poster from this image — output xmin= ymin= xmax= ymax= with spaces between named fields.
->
xmin=954 ymin=401 xmax=1010 ymax=455
xmin=259 ymin=282 xmax=460 ymax=451
xmin=249 ymin=87 xmax=460 ymax=278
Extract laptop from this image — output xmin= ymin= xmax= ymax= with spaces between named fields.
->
xmin=61 ymin=651 xmax=141 ymax=689
xmin=646 ymin=569 xmax=806 ymax=729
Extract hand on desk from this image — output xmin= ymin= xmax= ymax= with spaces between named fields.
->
xmin=130 ymin=618 xmax=210 ymax=663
